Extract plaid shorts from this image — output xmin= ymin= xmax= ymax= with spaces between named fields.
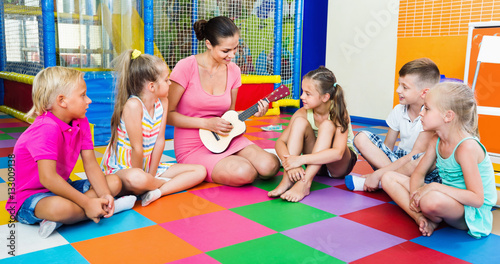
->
xmin=356 ymin=131 xmax=441 ymax=184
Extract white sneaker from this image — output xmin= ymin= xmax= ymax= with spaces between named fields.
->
xmin=38 ymin=220 xmax=62 ymax=239
xmin=141 ymin=189 xmax=162 ymax=206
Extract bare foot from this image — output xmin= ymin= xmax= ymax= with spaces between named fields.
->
xmin=280 ymin=181 xmax=311 ymax=202
xmin=417 ymin=215 xmax=438 ymax=236
xmin=268 ymin=176 xmax=293 ymax=197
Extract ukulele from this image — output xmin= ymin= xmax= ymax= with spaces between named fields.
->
xmin=200 ymin=85 xmax=290 ymax=153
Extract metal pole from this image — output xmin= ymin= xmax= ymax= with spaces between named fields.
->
xmin=471 ymin=61 xmax=481 ymax=92
xmin=144 ymin=0 xmax=154 ymax=55
xmin=85 ymin=1 xmax=94 ymax=66
xmin=273 ymin=0 xmax=283 ymax=90
xmin=292 ymin=0 xmax=304 ymax=99
xmin=192 ymin=0 xmax=199 ymax=54
xmin=0 ymin=2 xmax=6 ymax=104
xmin=42 ymin=0 xmax=57 ymax=67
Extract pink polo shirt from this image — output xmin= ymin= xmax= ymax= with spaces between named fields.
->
xmin=6 ymin=112 xmax=93 ymax=217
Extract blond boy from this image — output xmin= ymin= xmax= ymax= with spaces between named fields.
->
xmin=346 ymin=58 xmax=441 ymax=191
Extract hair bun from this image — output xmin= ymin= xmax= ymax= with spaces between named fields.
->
xmin=193 ymin=20 xmax=208 ymax=41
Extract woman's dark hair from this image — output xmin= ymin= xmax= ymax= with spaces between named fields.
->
xmin=193 ymin=16 xmax=239 ymax=46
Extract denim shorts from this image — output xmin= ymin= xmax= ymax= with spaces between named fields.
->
xmin=356 ymin=131 xmax=441 ymax=184
xmin=16 ymin=179 xmax=91 ymax=225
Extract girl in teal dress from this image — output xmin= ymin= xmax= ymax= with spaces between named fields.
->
xmin=405 ymin=82 xmax=496 ymax=238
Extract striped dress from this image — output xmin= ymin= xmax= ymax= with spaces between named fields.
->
xmin=101 ymin=96 xmax=173 ymax=176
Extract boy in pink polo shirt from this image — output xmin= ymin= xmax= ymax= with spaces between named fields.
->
xmin=6 ymin=67 xmax=135 ymax=238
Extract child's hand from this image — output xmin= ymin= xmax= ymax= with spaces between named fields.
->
xmin=412 ymin=183 xmax=437 ymax=208
xmin=207 ymin=117 xmax=233 ymax=136
xmin=410 ymin=184 xmax=434 ymax=212
xmin=287 ymin=167 xmax=305 ymax=182
xmin=254 ymin=99 xmax=269 ymax=117
xmin=410 ymin=188 xmax=421 ymax=212
xmin=409 ymin=193 xmax=420 ymax=213
xmin=363 ymin=172 xmax=381 ymax=192
xmin=101 ymin=194 xmax=115 ymax=218
xmin=282 ymin=155 xmax=304 ymax=171
xmin=84 ymin=197 xmax=110 ymax=223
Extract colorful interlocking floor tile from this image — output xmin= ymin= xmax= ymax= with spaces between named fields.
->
xmin=1 ymin=111 xmax=499 ymax=263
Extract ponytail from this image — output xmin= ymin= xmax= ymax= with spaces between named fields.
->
xmin=470 ymin=102 xmax=479 ymax=138
xmin=193 ymin=20 xmax=208 ymax=41
xmin=329 ymin=83 xmax=349 ymax=133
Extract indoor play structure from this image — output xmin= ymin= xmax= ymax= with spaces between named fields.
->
xmin=0 ymin=0 xmax=302 ymax=146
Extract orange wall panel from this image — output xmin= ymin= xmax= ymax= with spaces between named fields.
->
xmin=478 ymin=115 xmax=500 ymax=154
xmin=393 ymin=35 xmax=468 ymax=105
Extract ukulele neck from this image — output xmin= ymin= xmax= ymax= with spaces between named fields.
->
xmin=238 ymin=98 xmax=270 ymax=121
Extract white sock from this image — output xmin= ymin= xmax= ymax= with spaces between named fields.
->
xmin=38 ymin=219 xmax=63 ymax=239
xmin=114 ymin=195 xmax=137 ymax=214
xmin=156 ymin=176 xmax=172 ymax=182
xmin=345 ymin=175 xmax=382 ymax=191
xmin=264 ymin=148 xmax=282 ymax=165
xmin=141 ymin=189 xmax=162 ymax=206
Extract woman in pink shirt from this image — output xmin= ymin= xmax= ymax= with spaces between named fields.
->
xmin=167 ymin=16 xmax=280 ymax=186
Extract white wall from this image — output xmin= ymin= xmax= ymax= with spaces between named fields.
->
xmin=326 ymin=0 xmax=399 ymax=120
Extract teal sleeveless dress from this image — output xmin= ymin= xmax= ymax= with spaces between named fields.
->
xmin=436 ymin=137 xmax=497 ymax=238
